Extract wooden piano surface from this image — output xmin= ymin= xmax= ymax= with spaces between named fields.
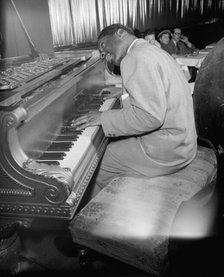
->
xmin=0 ymin=51 xmax=121 ymax=226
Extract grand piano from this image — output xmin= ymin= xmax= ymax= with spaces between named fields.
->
xmin=0 ymin=0 xmax=122 ymax=234
xmin=0 ymin=50 xmax=121 ymax=231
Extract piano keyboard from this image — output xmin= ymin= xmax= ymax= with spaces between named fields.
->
xmin=36 ymin=89 xmax=119 ymax=169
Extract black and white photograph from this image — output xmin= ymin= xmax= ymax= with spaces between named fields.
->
xmin=0 ymin=0 xmax=224 ymax=276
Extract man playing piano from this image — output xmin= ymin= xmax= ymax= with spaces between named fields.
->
xmin=71 ymin=23 xmax=197 ymax=196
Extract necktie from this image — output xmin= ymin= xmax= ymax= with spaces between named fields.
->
xmin=176 ymin=42 xmax=181 ymax=54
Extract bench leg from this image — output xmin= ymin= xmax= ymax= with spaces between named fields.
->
xmin=77 ymin=245 xmax=92 ymax=270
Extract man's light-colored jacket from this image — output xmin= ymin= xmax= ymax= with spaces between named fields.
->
xmin=101 ymin=39 xmax=197 ymax=172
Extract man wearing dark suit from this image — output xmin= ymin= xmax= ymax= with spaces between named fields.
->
xmin=171 ymin=28 xmax=199 ymax=82
xmin=171 ymin=28 xmax=198 ymax=55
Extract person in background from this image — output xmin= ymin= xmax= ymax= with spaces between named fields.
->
xmin=71 ymin=23 xmax=197 ymax=196
xmin=171 ymin=28 xmax=199 ymax=82
xmin=157 ymin=29 xmax=172 ymax=53
xmin=157 ymin=28 xmax=192 ymax=80
xmin=158 ymin=28 xmax=199 ymax=57
xmin=158 ymin=28 xmax=199 ymax=82
xmin=144 ymin=29 xmax=161 ymax=48
xmin=171 ymin=28 xmax=199 ymax=56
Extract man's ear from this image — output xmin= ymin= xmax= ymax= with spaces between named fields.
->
xmin=116 ymin=28 xmax=126 ymax=38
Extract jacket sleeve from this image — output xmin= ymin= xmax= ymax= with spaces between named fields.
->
xmin=100 ymin=49 xmax=168 ymax=137
xmin=182 ymin=41 xmax=197 ymax=54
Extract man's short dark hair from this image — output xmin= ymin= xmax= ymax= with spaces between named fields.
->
xmin=144 ymin=28 xmax=155 ymax=36
xmin=98 ymin=23 xmax=134 ymax=41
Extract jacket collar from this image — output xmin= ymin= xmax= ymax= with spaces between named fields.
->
xmin=127 ymin=38 xmax=144 ymax=53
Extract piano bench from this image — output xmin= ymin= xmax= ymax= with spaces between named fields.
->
xmin=69 ymin=145 xmax=217 ymax=276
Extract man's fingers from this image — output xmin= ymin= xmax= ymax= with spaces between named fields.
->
xmin=70 ymin=115 xmax=89 ymax=127
xmin=70 ymin=111 xmax=101 ymax=130
xmin=70 ymin=119 xmax=90 ymax=130
xmin=99 ymin=89 xmax=111 ymax=97
xmin=74 ymin=122 xmax=89 ymax=130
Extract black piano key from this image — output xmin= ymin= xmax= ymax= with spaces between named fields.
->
xmin=40 ymin=152 xmax=66 ymax=160
xmin=61 ymin=127 xmax=83 ymax=134
xmin=36 ymin=160 xmax=60 ymax=166
xmin=44 ymin=149 xmax=66 ymax=153
xmin=55 ymin=132 xmax=79 ymax=140
xmin=57 ymin=134 xmax=78 ymax=139
xmin=47 ymin=145 xmax=71 ymax=151
xmin=50 ymin=141 xmax=74 ymax=148
xmin=55 ymin=137 xmax=76 ymax=142
xmin=38 ymin=157 xmax=64 ymax=161
xmin=59 ymin=131 xmax=81 ymax=136
xmin=48 ymin=144 xmax=72 ymax=151
xmin=59 ymin=134 xmax=80 ymax=141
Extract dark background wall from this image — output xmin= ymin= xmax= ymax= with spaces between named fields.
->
xmin=0 ymin=0 xmax=54 ymax=58
xmin=180 ymin=20 xmax=224 ymax=49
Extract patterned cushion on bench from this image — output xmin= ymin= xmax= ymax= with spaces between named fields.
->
xmin=69 ymin=145 xmax=217 ymax=276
